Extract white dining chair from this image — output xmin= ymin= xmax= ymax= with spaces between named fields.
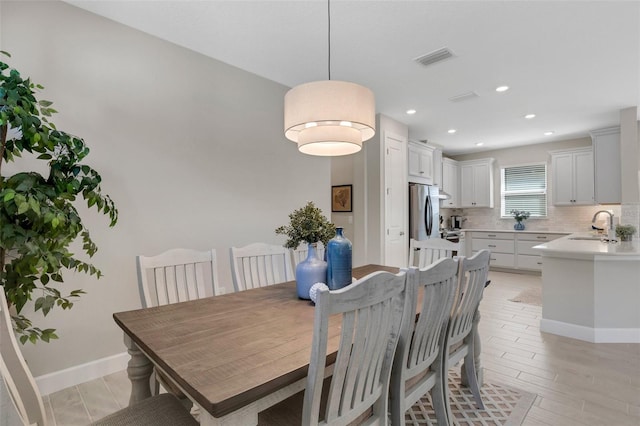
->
xmin=136 ymin=248 xmax=221 ymax=308
xmin=136 ymin=248 xmax=220 ymax=396
xmin=408 ymin=238 xmax=461 ymax=268
xmin=390 ymin=257 xmax=459 ymax=426
xmin=0 ymin=291 xmax=198 ymax=426
xmin=230 ymin=242 xmax=294 ymax=292
xmin=442 ymin=249 xmax=491 ymax=419
xmin=259 ymin=269 xmax=412 ymax=426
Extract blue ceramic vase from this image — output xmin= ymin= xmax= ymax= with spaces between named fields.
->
xmin=327 ymin=227 xmax=352 ymax=291
xmin=514 ymin=221 xmax=525 ymax=231
xmin=296 ymin=243 xmax=328 ymax=300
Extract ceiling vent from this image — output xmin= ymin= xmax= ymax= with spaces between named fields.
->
xmin=449 ymin=91 xmax=479 ymax=102
xmin=414 ymin=47 xmax=455 ymax=68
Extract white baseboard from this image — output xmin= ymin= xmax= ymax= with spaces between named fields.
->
xmin=540 ymin=319 xmax=640 ymax=343
xmin=35 ymin=352 xmax=129 ymax=396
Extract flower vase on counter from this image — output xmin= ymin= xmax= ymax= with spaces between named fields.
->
xmin=514 ymin=221 xmax=525 ymax=231
xmin=327 ymin=227 xmax=352 ymax=290
xmin=295 ymin=243 xmax=327 ymax=300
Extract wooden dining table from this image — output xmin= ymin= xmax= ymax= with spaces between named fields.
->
xmin=113 ymin=263 xmax=484 ymax=426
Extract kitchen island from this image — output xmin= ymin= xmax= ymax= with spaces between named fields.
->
xmin=533 ymin=233 xmax=640 ymax=343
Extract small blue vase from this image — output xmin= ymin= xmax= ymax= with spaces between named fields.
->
xmin=327 ymin=227 xmax=352 ymax=291
xmin=514 ymin=221 xmax=525 ymax=231
xmin=296 ymin=243 xmax=328 ymax=300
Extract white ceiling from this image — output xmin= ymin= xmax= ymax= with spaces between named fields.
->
xmin=65 ymin=0 xmax=640 ymax=155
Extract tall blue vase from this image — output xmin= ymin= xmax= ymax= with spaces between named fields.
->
xmin=514 ymin=221 xmax=525 ymax=231
xmin=296 ymin=243 xmax=328 ymax=300
xmin=327 ymin=227 xmax=352 ymax=291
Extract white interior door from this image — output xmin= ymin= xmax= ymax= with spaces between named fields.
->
xmin=384 ymin=132 xmax=407 ymax=267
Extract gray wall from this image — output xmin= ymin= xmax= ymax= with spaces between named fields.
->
xmin=1 ymin=1 xmax=330 ymax=376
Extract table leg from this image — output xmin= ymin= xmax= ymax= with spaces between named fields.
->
xmin=124 ymin=334 xmax=153 ymax=405
xmin=461 ymin=309 xmax=483 ymax=388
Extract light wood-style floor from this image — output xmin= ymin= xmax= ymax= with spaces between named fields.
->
xmin=43 ymin=271 xmax=640 ymax=425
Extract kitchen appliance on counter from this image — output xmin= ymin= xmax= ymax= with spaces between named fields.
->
xmin=409 ymin=183 xmax=440 ymax=240
xmin=450 ymin=215 xmax=463 ymax=229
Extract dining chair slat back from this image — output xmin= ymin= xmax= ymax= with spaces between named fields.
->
xmin=230 ymin=243 xmax=294 ymax=292
xmin=303 ymin=269 xmax=412 ymax=426
xmin=390 ymin=257 xmax=459 ymax=426
xmin=0 ymin=292 xmax=199 ymax=426
xmin=443 ymin=249 xmax=491 ymax=416
xmin=0 ymin=291 xmax=46 ymax=426
xmin=409 ymin=238 xmax=461 ymax=268
xmin=136 ymin=248 xmax=221 ymax=309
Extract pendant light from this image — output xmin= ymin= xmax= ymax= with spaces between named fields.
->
xmin=284 ymin=0 xmax=375 ymax=156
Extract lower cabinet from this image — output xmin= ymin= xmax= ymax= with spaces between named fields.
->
xmin=464 ymin=231 xmax=567 ymax=272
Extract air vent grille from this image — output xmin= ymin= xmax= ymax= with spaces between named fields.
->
xmin=449 ymin=91 xmax=479 ymax=102
xmin=414 ymin=47 xmax=455 ymax=67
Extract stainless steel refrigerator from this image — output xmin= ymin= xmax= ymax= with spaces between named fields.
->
xmin=409 ymin=183 xmax=440 ymax=240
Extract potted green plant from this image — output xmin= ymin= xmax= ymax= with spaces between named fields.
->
xmin=0 ymin=52 xmax=118 ymax=343
xmin=275 ymin=201 xmax=335 ymax=299
xmin=615 ymin=224 xmax=636 ymax=242
xmin=510 ymin=209 xmax=530 ymax=231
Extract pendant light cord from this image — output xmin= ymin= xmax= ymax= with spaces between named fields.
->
xmin=327 ymin=0 xmax=331 ymax=81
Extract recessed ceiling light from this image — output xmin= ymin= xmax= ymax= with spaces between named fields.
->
xmin=475 ymin=142 xmax=484 ymax=146
xmin=544 ymin=131 xmax=554 ymax=136
xmin=447 ymin=129 xmax=457 ymax=134
xmin=495 ymin=85 xmax=509 ymax=92
xmin=406 ymin=109 xmax=416 ymax=115
xmin=524 ymin=114 xmax=536 ymax=119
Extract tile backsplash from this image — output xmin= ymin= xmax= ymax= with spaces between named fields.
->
xmin=441 ymin=204 xmax=622 ymax=233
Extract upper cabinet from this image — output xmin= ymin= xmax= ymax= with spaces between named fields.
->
xmin=591 ymin=126 xmax=621 ymax=204
xmin=459 ymin=158 xmax=495 ymax=208
xmin=408 ymin=141 xmax=435 ymax=185
xmin=441 ymin=158 xmax=459 ymax=208
xmin=550 ymin=148 xmax=594 ymax=206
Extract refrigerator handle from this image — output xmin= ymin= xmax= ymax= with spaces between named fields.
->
xmin=425 ymin=193 xmax=433 ymax=237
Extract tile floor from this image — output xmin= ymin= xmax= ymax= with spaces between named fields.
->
xmin=43 ymin=271 xmax=640 ymax=425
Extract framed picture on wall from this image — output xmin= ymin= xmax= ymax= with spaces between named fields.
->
xmin=332 ymin=185 xmax=352 ymax=212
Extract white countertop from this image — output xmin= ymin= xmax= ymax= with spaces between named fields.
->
xmin=461 ymin=229 xmax=570 ymax=235
xmin=533 ymin=233 xmax=640 ymax=257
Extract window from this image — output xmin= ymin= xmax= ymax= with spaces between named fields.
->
xmin=501 ymin=163 xmax=547 ymax=217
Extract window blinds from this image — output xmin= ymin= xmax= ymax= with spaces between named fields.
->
xmin=501 ymin=164 xmax=547 ymax=217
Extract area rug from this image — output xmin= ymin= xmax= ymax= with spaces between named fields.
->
xmin=508 ymin=286 xmax=542 ymax=306
xmin=405 ymin=372 xmax=536 ymax=426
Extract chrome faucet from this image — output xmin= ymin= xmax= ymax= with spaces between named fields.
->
xmin=592 ymin=210 xmax=614 ymax=231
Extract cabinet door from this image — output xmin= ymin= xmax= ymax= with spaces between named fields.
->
xmin=419 ymin=149 xmax=434 ymax=183
xmin=432 ymin=149 xmax=442 ymax=187
xmin=552 ymin=153 xmax=575 ymax=205
xmin=472 ymin=162 xmax=492 ymax=207
xmin=442 ymin=160 xmax=458 ymax=208
xmin=408 ymin=145 xmax=422 ymax=177
xmin=573 ymin=150 xmax=594 ymax=205
xmin=459 ymin=164 xmax=475 ymax=207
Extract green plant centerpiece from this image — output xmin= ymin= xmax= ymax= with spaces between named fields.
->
xmin=275 ymin=201 xmax=335 ymax=249
xmin=0 ymin=52 xmax=118 ymax=343
xmin=615 ymin=224 xmax=636 ymax=242
xmin=275 ymin=201 xmax=335 ymax=299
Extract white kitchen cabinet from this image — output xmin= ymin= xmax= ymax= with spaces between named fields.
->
xmin=432 ymin=147 xmax=442 ymax=188
xmin=441 ymin=158 xmax=459 ymax=208
xmin=465 ymin=230 xmax=567 ymax=272
xmin=459 ymin=158 xmax=494 ymax=208
xmin=591 ymin=126 xmax=621 ymax=204
xmin=550 ymin=148 xmax=594 ymax=206
xmin=408 ymin=141 xmax=434 ymax=185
